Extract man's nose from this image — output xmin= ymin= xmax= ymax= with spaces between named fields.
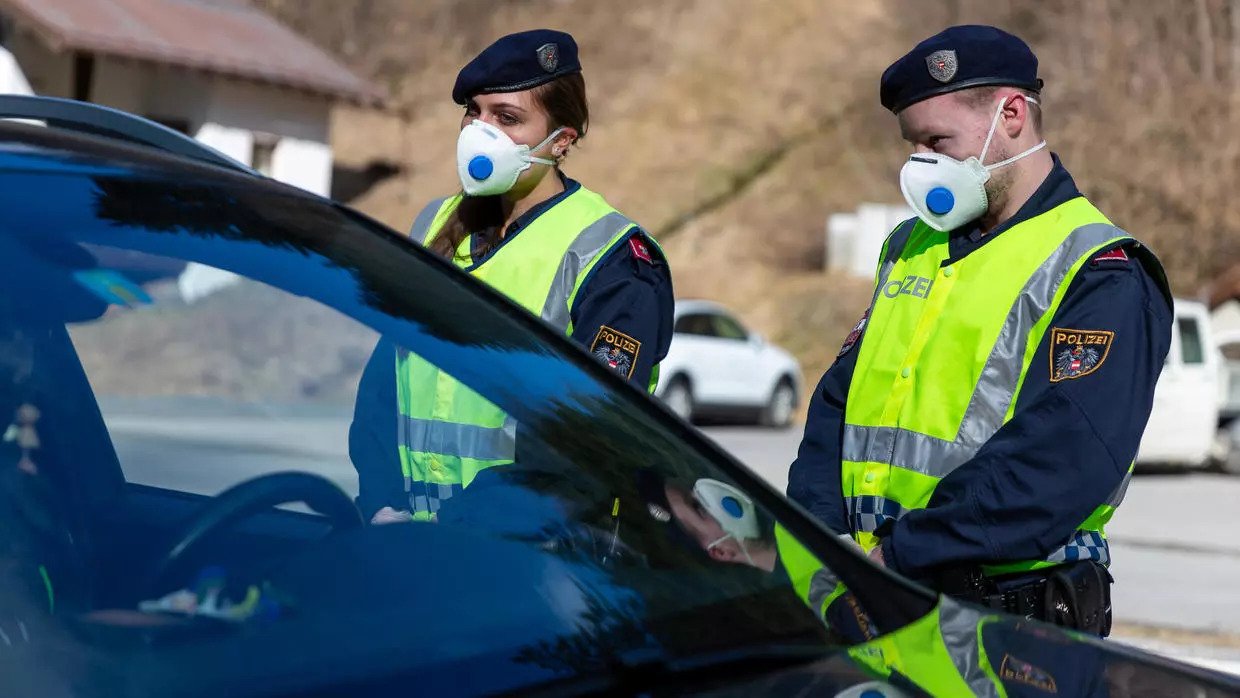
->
xmin=914 ymin=144 xmax=935 ymax=155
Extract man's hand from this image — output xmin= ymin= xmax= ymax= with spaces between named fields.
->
xmin=867 ymin=545 xmax=886 ymax=568
xmin=371 ymin=506 xmax=412 ymax=525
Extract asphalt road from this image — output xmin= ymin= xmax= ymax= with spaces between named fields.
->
xmin=102 ymin=410 xmax=1240 ymax=673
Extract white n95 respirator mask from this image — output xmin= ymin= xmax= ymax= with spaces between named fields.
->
xmin=693 ymin=478 xmax=760 ymax=565
xmin=899 ymin=96 xmax=1045 ymax=232
xmin=456 ymin=119 xmax=564 ymax=197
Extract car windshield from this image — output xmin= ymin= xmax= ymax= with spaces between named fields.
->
xmin=0 ymin=127 xmax=919 ymax=696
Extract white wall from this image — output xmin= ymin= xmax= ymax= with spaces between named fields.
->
xmin=1214 ymin=300 xmax=1240 ymax=336
xmin=90 ymin=58 xmax=144 ymax=112
xmin=826 ymin=203 xmax=915 ymax=279
xmin=0 ymin=44 xmax=31 ymax=95
xmin=205 ymin=80 xmax=330 ymax=143
xmin=195 ymin=122 xmax=253 ymax=166
xmin=201 ymin=79 xmax=333 ymax=196
xmin=6 ymin=31 xmax=70 ymax=96
xmin=270 ymin=136 xmax=332 ymax=196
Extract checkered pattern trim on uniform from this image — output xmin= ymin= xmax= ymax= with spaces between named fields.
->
xmin=845 ymin=495 xmax=908 ymax=534
xmin=408 ymin=482 xmax=463 ymax=515
xmin=1047 ymin=530 xmax=1110 ymax=566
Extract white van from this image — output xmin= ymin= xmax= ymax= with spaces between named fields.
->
xmin=1135 ymin=299 xmax=1224 ymax=469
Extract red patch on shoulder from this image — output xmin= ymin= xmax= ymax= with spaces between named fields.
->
xmin=628 ymin=237 xmax=654 ymax=263
xmin=1093 ymin=247 xmax=1129 ymax=263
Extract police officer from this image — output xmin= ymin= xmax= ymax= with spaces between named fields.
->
xmin=351 ymin=29 xmax=674 ymax=524
xmin=786 ymin=25 xmax=1173 ymax=636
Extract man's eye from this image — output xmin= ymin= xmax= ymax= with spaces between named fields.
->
xmin=927 ymin=136 xmax=946 ymax=148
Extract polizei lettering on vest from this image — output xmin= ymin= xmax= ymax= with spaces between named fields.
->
xmin=883 ymin=274 xmax=934 ymax=299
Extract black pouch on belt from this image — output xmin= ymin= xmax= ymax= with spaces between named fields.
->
xmin=1043 ymin=561 xmax=1113 ymax=637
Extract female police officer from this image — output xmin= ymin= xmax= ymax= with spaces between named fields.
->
xmin=350 ymin=29 xmax=674 ymax=524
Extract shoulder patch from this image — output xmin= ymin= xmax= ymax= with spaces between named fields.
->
xmin=1092 ymin=247 xmax=1129 ymax=264
xmin=628 ymin=236 xmax=654 ymax=264
xmin=999 ymin=654 xmax=1058 ymax=693
xmin=591 ymin=326 xmax=641 ymax=380
xmin=836 ymin=308 xmax=870 ymax=361
xmin=1049 ymin=327 xmax=1114 ymax=382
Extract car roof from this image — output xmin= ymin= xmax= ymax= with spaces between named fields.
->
xmin=674 ymin=299 xmax=733 ymax=318
xmin=0 ymin=95 xmax=256 ymax=174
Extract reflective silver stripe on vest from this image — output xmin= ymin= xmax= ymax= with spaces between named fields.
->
xmin=844 ymin=223 xmax=1132 ymax=478
xmin=806 ymin=567 xmax=842 ymax=616
xmin=409 ymin=197 xmax=449 ymax=245
xmin=539 ymin=211 xmax=636 ymax=330
xmin=938 ymin=598 xmax=1003 ymax=698
xmin=1107 ymin=469 xmax=1132 ymax=507
xmin=398 ymin=415 xmax=517 ymax=461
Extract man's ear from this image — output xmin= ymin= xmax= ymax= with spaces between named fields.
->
xmin=1003 ymin=93 xmax=1036 ymax=139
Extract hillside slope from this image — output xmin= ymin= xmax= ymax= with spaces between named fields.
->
xmin=257 ymin=0 xmax=1238 ymax=381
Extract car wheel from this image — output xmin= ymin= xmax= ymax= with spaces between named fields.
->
xmin=1217 ymin=424 xmax=1240 ymax=475
xmin=662 ymin=378 xmax=695 ymax=423
xmin=760 ymin=380 xmax=796 ymax=428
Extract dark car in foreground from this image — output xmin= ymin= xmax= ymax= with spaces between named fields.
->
xmin=0 ymin=96 xmax=1236 ymax=697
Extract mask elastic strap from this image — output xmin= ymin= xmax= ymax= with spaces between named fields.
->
xmin=979 ymin=94 xmax=1040 ymax=166
xmin=524 ymin=127 xmax=565 ymax=166
xmin=706 ymin=533 xmax=756 ymax=566
xmin=985 ymin=139 xmax=1047 ymax=171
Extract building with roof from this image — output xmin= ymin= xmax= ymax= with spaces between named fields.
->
xmin=0 ymin=0 xmax=382 ymax=197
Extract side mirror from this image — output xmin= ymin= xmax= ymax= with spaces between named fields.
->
xmin=749 ymin=333 xmax=765 ymax=347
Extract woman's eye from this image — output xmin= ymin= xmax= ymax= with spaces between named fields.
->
xmin=499 ymin=113 xmax=519 ymax=126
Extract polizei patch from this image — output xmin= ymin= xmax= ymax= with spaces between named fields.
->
xmin=1049 ymin=328 xmax=1114 ymax=382
xmin=591 ymin=326 xmax=640 ymax=380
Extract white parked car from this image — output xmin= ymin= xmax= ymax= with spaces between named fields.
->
xmin=1136 ymin=298 xmax=1224 ymax=470
xmin=655 ymin=300 xmax=802 ymax=428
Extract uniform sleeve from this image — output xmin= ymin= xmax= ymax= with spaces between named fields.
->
xmin=348 ymin=338 xmax=406 ymax=520
xmin=786 ymin=334 xmax=860 ymax=535
xmin=568 ymin=230 xmax=674 ymax=390
xmin=882 ymin=246 xmax=1173 ymax=579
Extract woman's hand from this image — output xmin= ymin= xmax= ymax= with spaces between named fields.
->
xmin=371 ymin=506 xmax=412 ymax=525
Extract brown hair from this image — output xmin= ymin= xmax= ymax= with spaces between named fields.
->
xmin=428 ymin=73 xmax=591 ymax=261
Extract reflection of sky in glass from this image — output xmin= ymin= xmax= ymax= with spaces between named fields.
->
xmin=0 ymin=169 xmax=607 ymax=426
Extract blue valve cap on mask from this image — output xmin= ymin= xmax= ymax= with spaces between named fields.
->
xmin=925 ymin=186 xmax=955 ymax=215
xmin=721 ymin=496 xmax=744 ymax=518
xmin=467 ymin=155 xmax=494 ymax=181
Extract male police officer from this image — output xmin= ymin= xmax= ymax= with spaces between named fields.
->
xmin=787 ymin=25 xmax=1173 ymax=636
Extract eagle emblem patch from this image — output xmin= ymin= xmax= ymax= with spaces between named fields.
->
xmin=536 ymin=42 xmax=560 ymax=73
xmin=591 ymin=326 xmax=640 ymax=380
xmin=1050 ymin=328 xmax=1114 ymax=382
xmin=999 ymin=653 xmax=1058 ymax=693
xmin=836 ymin=308 xmax=870 ymax=361
xmin=925 ymin=49 xmax=959 ymax=83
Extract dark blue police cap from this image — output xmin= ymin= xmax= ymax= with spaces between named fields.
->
xmin=880 ymin=25 xmax=1043 ymax=114
xmin=453 ymin=29 xmax=581 ymax=105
